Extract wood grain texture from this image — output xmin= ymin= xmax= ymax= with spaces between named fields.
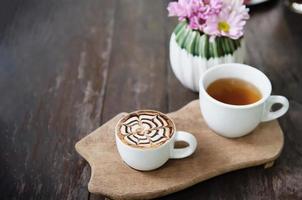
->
xmin=101 ymin=0 xmax=168 ymax=121
xmin=0 ymin=0 xmax=115 ymax=199
xmin=0 ymin=0 xmax=301 ymax=199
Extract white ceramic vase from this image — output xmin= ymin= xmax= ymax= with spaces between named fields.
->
xmin=169 ymin=22 xmax=245 ymax=92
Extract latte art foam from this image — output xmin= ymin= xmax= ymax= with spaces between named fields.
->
xmin=116 ymin=110 xmax=175 ymax=148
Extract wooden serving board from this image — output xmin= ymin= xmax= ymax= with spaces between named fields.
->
xmin=75 ymin=100 xmax=284 ymax=200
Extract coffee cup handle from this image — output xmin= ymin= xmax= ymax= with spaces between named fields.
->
xmin=261 ymin=95 xmax=289 ymax=122
xmin=170 ymin=131 xmax=197 ymax=159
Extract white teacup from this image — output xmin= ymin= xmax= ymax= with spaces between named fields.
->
xmin=199 ymin=63 xmax=289 ymax=138
xmin=115 ymin=110 xmax=197 ymax=171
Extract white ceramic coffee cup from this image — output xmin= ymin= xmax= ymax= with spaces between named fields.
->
xmin=199 ymin=63 xmax=289 ymax=138
xmin=115 ymin=111 xmax=197 ymax=171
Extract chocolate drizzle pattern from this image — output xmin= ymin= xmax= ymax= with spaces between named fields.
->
xmin=117 ymin=111 xmax=174 ymax=148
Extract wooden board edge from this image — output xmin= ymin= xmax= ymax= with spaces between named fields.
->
xmin=77 ymin=101 xmax=285 ymax=200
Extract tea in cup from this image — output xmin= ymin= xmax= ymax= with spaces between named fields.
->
xmin=199 ymin=63 xmax=289 ymax=138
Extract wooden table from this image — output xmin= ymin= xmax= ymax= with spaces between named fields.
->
xmin=0 ymin=0 xmax=301 ymax=199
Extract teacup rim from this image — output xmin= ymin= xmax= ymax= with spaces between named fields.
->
xmin=199 ymin=63 xmax=272 ymax=109
xmin=114 ymin=109 xmax=177 ymax=151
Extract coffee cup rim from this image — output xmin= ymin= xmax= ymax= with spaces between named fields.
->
xmin=115 ymin=109 xmax=176 ymax=151
xmin=199 ymin=63 xmax=272 ymax=109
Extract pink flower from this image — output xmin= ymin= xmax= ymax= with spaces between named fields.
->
xmin=167 ymin=0 xmax=194 ymax=21
xmin=167 ymin=0 xmax=223 ymax=25
xmin=189 ymin=15 xmax=206 ymax=30
xmin=223 ymin=0 xmax=249 ymax=20
xmin=203 ymin=0 xmax=249 ymax=39
xmin=167 ymin=0 xmax=249 ymax=39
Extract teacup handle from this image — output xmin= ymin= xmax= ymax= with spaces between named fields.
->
xmin=261 ymin=95 xmax=289 ymax=122
xmin=170 ymin=131 xmax=197 ymax=159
